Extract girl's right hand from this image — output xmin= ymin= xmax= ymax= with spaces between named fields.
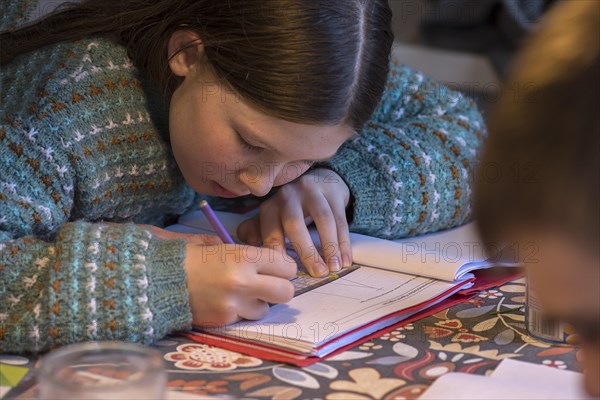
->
xmin=184 ymin=243 xmax=297 ymax=326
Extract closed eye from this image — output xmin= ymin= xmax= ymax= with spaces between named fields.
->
xmin=236 ymin=132 xmax=265 ymax=153
xmin=236 ymin=131 xmax=322 ymax=166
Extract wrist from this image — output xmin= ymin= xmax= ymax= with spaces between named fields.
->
xmin=146 ymin=236 xmax=192 ymax=337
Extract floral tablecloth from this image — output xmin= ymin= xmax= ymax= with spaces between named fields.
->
xmin=1 ymin=277 xmax=579 ymax=400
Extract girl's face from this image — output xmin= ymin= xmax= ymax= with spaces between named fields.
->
xmin=168 ymin=62 xmax=354 ymax=198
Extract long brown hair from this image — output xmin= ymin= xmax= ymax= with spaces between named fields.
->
xmin=1 ymin=0 xmax=394 ymax=132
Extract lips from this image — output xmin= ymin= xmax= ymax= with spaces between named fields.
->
xmin=212 ymin=181 xmax=243 ymax=198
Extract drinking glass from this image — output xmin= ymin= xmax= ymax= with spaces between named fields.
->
xmin=38 ymin=341 xmax=166 ymax=400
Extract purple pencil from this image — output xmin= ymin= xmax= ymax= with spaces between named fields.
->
xmin=198 ymin=200 xmax=235 ymax=244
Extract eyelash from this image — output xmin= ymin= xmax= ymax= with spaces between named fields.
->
xmin=237 ymin=134 xmax=265 ymax=153
xmin=237 ymin=133 xmax=314 ymax=166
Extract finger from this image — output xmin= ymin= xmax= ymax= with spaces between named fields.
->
xmin=249 ymin=275 xmax=295 ymax=304
xmin=237 ymin=216 xmax=263 ymax=246
xmin=250 ymin=246 xmax=297 ymax=279
xmin=259 ymin=203 xmax=287 ymax=252
xmin=308 ymin=194 xmax=342 ymax=272
xmin=281 ymin=204 xmax=329 ymax=277
xmin=237 ymin=298 xmax=270 ymax=321
xmin=146 ymin=225 xmax=223 ymax=245
xmin=327 ymin=195 xmax=353 ymax=268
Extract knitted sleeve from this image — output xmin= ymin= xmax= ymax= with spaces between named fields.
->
xmin=1 ymin=0 xmax=40 ymax=31
xmin=315 ymin=61 xmax=487 ymax=239
xmin=0 ymin=118 xmax=192 ymax=353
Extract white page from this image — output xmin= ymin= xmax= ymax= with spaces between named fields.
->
xmin=419 ymin=359 xmax=593 ymax=400
xmin=491 ymin=359 xmax=591 ymax=398
xmin=419 ymin=373 xmax=561 ymax=400
xmin=171 ymin=210 xmax=518 ymax=281
xmin=350 ymin=229 xmax=478 ymax=281
xmin=205 ymin=266 xmax=470 ymax=353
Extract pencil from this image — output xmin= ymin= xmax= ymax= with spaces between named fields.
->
xmin=198 ymin=200 xmax=235 ymax=244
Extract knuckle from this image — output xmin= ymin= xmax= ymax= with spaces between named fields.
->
xmin=296 ymin=179 xmax=309 ymax=190
xmin=199 ymin=234 xmax=220 ymax=243
xmin=222 ymin=275 xmax=247 ymax=293
xmin=338 ymin=239 xmax=352 ymax=251
xmin=284 ymin=219 xmax=306 ymax=233
xmin=300 ymin=182 xmax=317 ymax=193
xmin=311 ymin=208 xmax=332 ymax=221
xmin=263 ymin=235 xmax=283 ymax=247
xmin=259 ymin=201 xmax=272 ymax=213
xmin=334 ymin=214 xmax=348 ymax=227
xmin=278 ymin=184 xmax=296 ymax=197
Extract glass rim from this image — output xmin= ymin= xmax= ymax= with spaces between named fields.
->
xmin=38 ymin=341 xmax=164 ymax=391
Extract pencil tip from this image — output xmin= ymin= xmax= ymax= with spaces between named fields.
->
xmin=199 ymin=200 xmax=207 ymax=208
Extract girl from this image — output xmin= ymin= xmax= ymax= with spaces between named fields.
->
xmin=0 ymin=0 xmax=485 ymax=353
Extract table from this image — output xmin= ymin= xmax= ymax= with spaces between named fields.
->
xmin=2 ymin=277 xmax=579 ymax=399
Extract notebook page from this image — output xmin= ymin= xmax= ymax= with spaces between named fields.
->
xmin=490 ymin=359 xmax=590 ymax=397
xmin=206 ymin=266 xmax=471 ymax=351
xmin=419 ymin=359 xmax=592 ymax=400
xmin=420 ymin=373 xmax=554 ymax=400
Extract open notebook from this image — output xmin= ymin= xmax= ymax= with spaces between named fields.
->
xmin=168 ymin=210 xmax=522 ymax=366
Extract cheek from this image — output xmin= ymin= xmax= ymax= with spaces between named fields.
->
xmin=273 ymin=162 xmax=310 ymax=186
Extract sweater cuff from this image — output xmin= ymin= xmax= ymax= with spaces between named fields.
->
xmin=316 ymin=147 xmax=392 ymax=236
xmin=146 ymin=236 xmax=192 ymax=339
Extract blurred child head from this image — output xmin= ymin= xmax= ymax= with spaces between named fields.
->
xmin=474 ymin=0 xmax=599 ymax=395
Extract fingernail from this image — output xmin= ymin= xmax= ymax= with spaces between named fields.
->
xmin=342 ymin=254 xmax=352 ymax=268
xmin=314 ymin=262 xmax=329 ymax=277
xmin=328 ymin=256 xmax=341 ymax=272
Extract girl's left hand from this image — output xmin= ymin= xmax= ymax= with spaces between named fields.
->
xmin=237 ymin=168 xmax=353 ymax=277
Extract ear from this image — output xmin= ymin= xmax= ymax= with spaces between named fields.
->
xmin=167 ymin=30 xmax=205 ymax=77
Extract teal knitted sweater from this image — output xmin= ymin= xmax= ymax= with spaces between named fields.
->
xmin=0 ymin=2 xmax=486 ymax=353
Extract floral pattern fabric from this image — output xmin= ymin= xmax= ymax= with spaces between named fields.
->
xmin=4 ymin=278 xmax=579 ymax=400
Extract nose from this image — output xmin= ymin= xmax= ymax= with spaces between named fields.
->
xmin=239 ymin=163 xmax=277 ymax=197
xmin=239 ymin=161 xmax=310 ymax=197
